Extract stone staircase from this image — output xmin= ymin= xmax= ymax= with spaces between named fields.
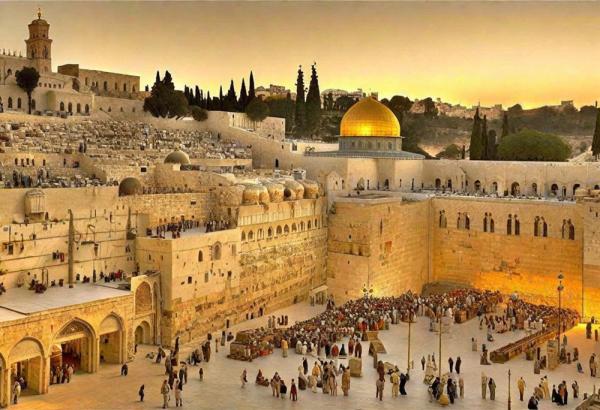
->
xmin=576 ymin=394 xmax=600 ymax=410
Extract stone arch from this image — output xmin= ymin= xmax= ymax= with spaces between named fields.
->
xmin=135 ymin=321 xmax=151 ymax=345
xmin=99 ymin=313 xmax=124 ymax=364
xmin=511 ymin=182 xmax=520 ymax=196
xmin=573 ymin=183 xmax=581 ymax=196
xmin=9 ymin=337 xmax=45 ymax=363
xmin=8 ymin=337 xmax=46 ymax=396
xmin=53 ymin=318 xmax=96 ymax=373
xmin=135 ymin=282 xmax=153 ymax=315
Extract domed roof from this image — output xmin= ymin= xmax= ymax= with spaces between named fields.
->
xmin=118 ymin=177 xmax=142 ymax=196
xmin=164 ymin=150 xmax=190 ymax=165
xmin=340 ymin=97 xmax=400 ymax=138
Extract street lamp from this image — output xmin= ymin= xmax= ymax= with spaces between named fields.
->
xmin=407 ymin=309 xmax=413 ymax=376
xmin=557 ymin=272 xmax=565 ymax=357
xmin=508 ymin=369 xmax=512 ymax=410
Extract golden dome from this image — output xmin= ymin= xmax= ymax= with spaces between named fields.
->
xmin=340 ymin=97 xmax=400 ymax=137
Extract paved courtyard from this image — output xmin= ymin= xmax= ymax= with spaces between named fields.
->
xmin=14 ymin=302 xmax=600 ymax=410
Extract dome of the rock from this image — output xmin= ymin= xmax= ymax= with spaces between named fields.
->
xmin=340 ymin=97 xmax=400 ymax=137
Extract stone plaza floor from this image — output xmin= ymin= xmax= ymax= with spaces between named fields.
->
xmin=15 ymin=302 xmax=600 ymax=410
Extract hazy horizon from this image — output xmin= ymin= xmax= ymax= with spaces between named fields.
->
xmin=2 ymin=1 xmax=600 ymax=109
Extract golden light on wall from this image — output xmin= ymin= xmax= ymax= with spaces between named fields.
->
xmin=340 ymin=97 xmax=400 ymax=137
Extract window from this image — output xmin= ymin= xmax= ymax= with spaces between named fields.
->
xmin=17 ymin=98 xmax=22 ymax=109
xmin=212 ymin=243 xmax=222 ymax=260
xmin=198 ymin=251 xmax=203 ymax=262
xmin=7 ymin=97 xmax=12 ymax=109
xmin=439 ymin=211 xmax=447 ymax=228
xmin=241 ymin=231 xmax=246 ymax=241
xmin=204 ymin=272 xmax=209 ymax=283
xmin=187 ymin=276 xmax=192 ymax=284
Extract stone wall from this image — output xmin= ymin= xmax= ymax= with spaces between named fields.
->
xmin=431 ymin=196 xmax=584 ymax=312
xmin=327 ymin=196 xmax=429 ymax=303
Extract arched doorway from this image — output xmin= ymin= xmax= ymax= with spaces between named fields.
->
xmin=8 ymin=338 xmax=46 ymax=398
xmin=511 ymin=182 xmax=520 ymax=196
xmin=274 ymin=158 xmax=279 ymax=168
xmin=435 ymin=178 xmax=441 ymax=189
xmin=53 ymin=319 xmax=96 ymax=373
xmin=474 ymin=180 xmax=482 ymax=192
xmin=135 ymin=321 xmax=151 ymax=345
xmin=551 ymin=183 xmax=559 ymax=196
xmin=99 ymin=314 xmax=124 ymax=364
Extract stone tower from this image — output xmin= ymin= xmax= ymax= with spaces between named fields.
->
xmin=25 ymin=8 xmax=52 ymax=73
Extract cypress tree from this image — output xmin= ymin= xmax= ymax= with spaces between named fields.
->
xmin=205 ymin=91 xmax=211 ymax=110
xmin=225 ymin=79 xmax=237 ymax=111
xmin=305 ymin=63 xmax=322 ymax=136
xmin=163 ymin=71 xmax=174 ymax=90
xmin=469 ymin=107 xmax=483 ymax=160
xmin=481 ymin=115 xmax=488 ymax=160
xmin=294 ymin=65 xmax=306 ymax=134
xmin=219 ymin=86 xmax=224 ymax=110
xmin=194 ymin=86 xmax=202 ymax=106
xmin=501 ymin=111 xmax=510 ymax=138
xmin=248 ymin=71 xmax=256 ymax=102
xmin=593 ymin=108 xmax=600 ymax=159
xmin=155 ymin=70 xmax=161 ymax=84
xmin=239 ymin=78 xmax=248 ymax=109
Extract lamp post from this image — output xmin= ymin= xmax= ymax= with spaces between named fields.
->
xmin=557 ymin=272 xmax=565 ymax=356
xmin=508 ymin=369 xmax=512 ymax=410
xmin=407 ymin=309 xmax=412 ymax=376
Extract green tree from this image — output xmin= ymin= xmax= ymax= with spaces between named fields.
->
xmin=239 ymin=79 xmax=248 ymax=109
xmin=481 ymin=115 xmax=488 ymax=159
xmin=219 ymin=86 xmax=224 ymax=110
xmin=190 ymin=105 xmax=208 ymax=121
xmin=223 ymin=80 xmax=238 ymax=112
xmin=294 ymin=65 xmax=306 ymax=135
xmin=194 ymin=86 xmax=202 ymax=106
xmin=469 ymin=108 xmax=483 ymax=160
xmin=436 ymin=144 xmax=462 ymax=159
xmin=497 ymin=129 xmax=571 ymax=161
xmin=143 ymin=70 xmax=189 ymax=119
xmin=592 ymin=108 xmax=600 ymax=158
xmin=15 ymin=66 xmax=40 ymax=114
xmin=266 ymin=94 xmax=295 ymax=133
xmin=334 ymin=95 xmax=356 ymax=112
xmin=248 ymin=71 xmax=256 ymax=103
xmin=205 ymin=91 xmax=211 ymax=110
xmin=501 ymin=111 xmax=510 ymax=138
xmin=305 ymin=63 xmax=322 ymax=137
xmin=245 ymin=98 xmax=269 ymax=122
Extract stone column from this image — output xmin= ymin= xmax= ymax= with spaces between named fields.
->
xmin=40 ymin=356 xmax=50 ymax=394
xmin=1 ymin=366 xmax=10 ymax=407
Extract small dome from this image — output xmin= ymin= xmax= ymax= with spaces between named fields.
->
xmin=340 ymin=97 xmax=400 ymax=138
xmin=119 ymin=178 xmax=142 ymax=196
xmin=300 ymin=180 xmax=319 ymax=199
xmin=164 ymin=150 xmax=190 ymax=165
xmin=282 ymin=180 xmax=305 ymax=201
xmin=263 ymin=182 xmax=285 ymax=203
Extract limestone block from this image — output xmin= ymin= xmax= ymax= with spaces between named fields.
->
xmin=349 ymin=357 xmax=362 ymax=377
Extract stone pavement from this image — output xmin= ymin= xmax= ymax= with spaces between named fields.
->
xmin=15 ymin=302 xmax=600 ymax=410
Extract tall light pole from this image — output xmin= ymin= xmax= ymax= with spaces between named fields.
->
xmin=407 ymin=309 xmax=412 ymax=376
xmin=508 ymin=369 xmax=512 ymax=410
xmin=557 ymin=272 xmax=565 ymax=357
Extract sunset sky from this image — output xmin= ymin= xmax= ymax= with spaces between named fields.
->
xmin=2 ymin=1 xmax=600 ymax=108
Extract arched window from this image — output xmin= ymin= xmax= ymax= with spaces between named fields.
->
xmin=212 ymin=243 xmax=222 ymax=260
xmin=551 ymin=184 xmax=559 ymax=196
xmin=276 ymin=226 xmax=282 ymax=235
xmin=248 ymin=231 xmax=254 ymax=240
xmin=103 ymin=81 xmax=108 ymax=91
xmin=68 ymin=102 xmax=73 ymax=113
xmin=307 ymin=221 xmax=312 ymax=230
xmin=474 ymin=180 xmax=481 ymax=192
xmin=532 ymin=183 xmax=538 ymax=195
xmin=439 ymin=211 xmax=447 ymax=228
xmin=435 ymin=178 xmax=441 ymax=189
xmin=198 ymin=251 xmax=203 ymax=262
xmin=573 ymin=184 xmax=581 ymax=196
xmin=241 ymin=231 xmax=246 ymax=241
xmin=511 ymin=182 xmax=520 ymax=196
xmin=60 ymin=101 xmax=65 ymax=111
xmin=7 ymin=97 xmax=12 ymax=108
xmin=292 ymin=224 xmax=297 ymax=232
xmin=17 ymin=98 xmax=22 ymax=109
xmin=76 ymin=103 xmax=81 ymax=113
xmin=268 ymin=227 xmax=273 ymax=237
xmin=123 ymin=83 xmax=127 ymax=92
xmin=284 ymin=225 xmax=290 ymax=234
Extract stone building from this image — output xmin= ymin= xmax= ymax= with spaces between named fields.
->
xmin=3 ymin=92 xmax=600 ymax=406
xmin=0 ymin=11 xmax=143 ymax=116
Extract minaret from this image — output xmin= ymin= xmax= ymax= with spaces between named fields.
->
xmin=25 ymin=7 xmax=52 ymax=73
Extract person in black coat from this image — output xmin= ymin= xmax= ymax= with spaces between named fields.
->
xmin=448 ymin=357 xmax=454 ymax=373
xmin=528 ymin=395 xmax=539 ymax=409
xmin=455 ymin=357 xmax=462 ymax=374
xmin=399 ymin=373 xmax=407 ymax=395
xmin=447 ymin=379 xmax=456 ymax=404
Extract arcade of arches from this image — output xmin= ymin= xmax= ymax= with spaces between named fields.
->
xmin=0 ymin=295 xmax=134 ymax=408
